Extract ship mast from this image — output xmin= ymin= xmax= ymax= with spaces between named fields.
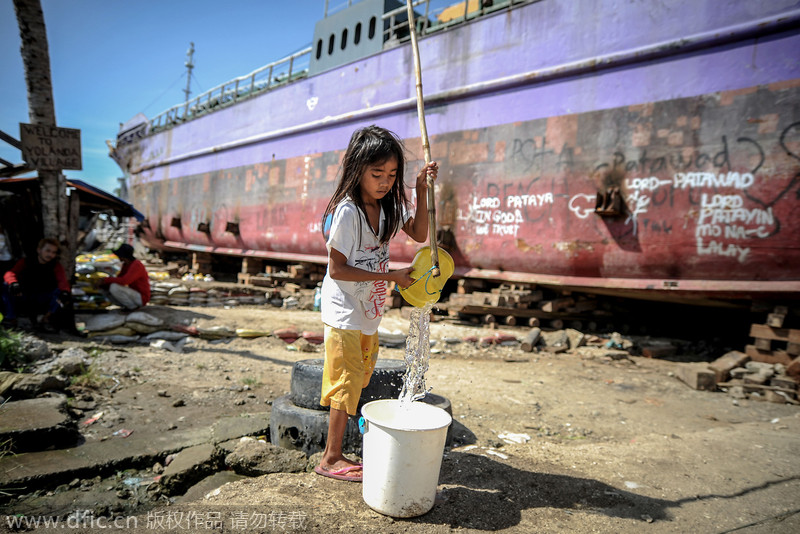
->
xmin=183 ymin=42 xmax=195 ymax=103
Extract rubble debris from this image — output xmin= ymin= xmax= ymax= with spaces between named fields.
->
xmin=541 ymin=330 xmax=569 ymax=353
xmin=674 ymin=350 xmax=799 ymax=403
xmin=565 ymin=328 xmax=586 ymax=349
xmin=638 ymin=339 xmax=677 ymax=358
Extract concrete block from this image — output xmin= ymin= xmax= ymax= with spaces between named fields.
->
xmin=708 ymin=350 xmax=749 ymax=383
xmin=160 ymin=443 xmax=217 ymax=496
xmin=675 ymin=364 xmax=716 ymax=391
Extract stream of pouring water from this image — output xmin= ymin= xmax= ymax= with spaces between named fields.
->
xmin=399 ymin=302 xmax=435 ymax=403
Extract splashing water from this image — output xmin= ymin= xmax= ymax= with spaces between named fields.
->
xmin=399 ymin=302 xmax=434 ymax=403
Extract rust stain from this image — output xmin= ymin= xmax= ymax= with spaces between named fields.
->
xmin=449 ymin=141 xmax=488 ymax=165
xmin=767 ymin=78 xmax=800 ymax=91
xmin=757 ymin=113 xmax=780 ymax=134
xmin=464 ymin=242 xmax=482 ymax=254
xmin=545 ymin=115 xmax=578 ymax=152
xmin=515 ymin=239 xmax=542 ymax=253
xmin=552 ymin=241 xmax=594 ymax=257
xmin=494 ymin=140 xmax=506 ymax=162
xmin=269 ymin=166 xmax=281 ymax=186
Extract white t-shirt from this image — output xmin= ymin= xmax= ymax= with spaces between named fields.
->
xmin=320 ymin=198 xmax=410 ymax=335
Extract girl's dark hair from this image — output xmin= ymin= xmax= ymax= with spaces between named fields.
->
xmin=322 ymin=125 xmax=408 ymax=246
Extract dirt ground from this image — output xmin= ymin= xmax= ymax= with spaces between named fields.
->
xmin=5 ymin=302 xmax=800 ymax=533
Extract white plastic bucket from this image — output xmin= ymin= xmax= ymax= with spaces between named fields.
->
xmin=361 ymin=399 xmax=452 ymax=517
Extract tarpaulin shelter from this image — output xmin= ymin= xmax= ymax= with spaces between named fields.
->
xmin=0 ymin=176 xmax=143 ymax=261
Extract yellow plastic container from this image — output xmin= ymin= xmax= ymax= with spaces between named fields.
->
xmin=397 ymin=247 xmax=454 ymax=308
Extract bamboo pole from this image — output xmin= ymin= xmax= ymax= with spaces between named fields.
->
xmin=406 ymin=0 xmax=440 ymax=277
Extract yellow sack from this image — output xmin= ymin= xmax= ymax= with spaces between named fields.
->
xmin=236 ymin=328 xmax=271 ymax=338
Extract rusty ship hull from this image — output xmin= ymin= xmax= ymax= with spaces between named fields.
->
xmin=113 ymin=0 xmax=800 ymax=304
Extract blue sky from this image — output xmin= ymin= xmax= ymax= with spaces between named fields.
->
xmin=1 ymin=0 xmax=327 ymax=195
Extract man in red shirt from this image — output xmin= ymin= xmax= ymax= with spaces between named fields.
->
xmin=99 ymin=244 xmax=151 ymax=310
xmin=2 ymin=237 xmax=70 ymax=330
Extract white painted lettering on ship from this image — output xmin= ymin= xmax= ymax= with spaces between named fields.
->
xmin=567 ymin=194 xmax=595 ymax=219
xmin=625 ymin=177 xmax=671 ymax=191
xmin=696 ymin=238 xmax=750 ymax=262
xmin=506 ymin=193 xmax=553 ymax=208
xmin=570 ymin=171 xmax=774 ymax=264
xmin=673 ymin=172 xmax=754 ymax=190
xmin=693 ymin=192 xmax=775 ymax=263
xmin=458 ymin=192 xmax=553 ymax=238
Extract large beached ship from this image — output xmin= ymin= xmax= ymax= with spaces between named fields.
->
xmin=112 ymin=0 xmax=800 ymax=305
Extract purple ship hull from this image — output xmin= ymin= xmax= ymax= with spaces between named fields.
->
xmin=113 ymin=0 xmax=800 ymax=304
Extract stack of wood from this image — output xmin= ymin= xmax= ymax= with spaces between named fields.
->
xmin=745 ymin=305 xmax=799 ymax=368
xmin=444 ymin=281 xmax=604 ymax=327
xmin=237 ymin=263 xmax=325 ymax=289
xmin=675 ymin=305 xmax=799 ymax=403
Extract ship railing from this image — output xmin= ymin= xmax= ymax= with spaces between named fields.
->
xmin=149 ymin=47 xmax=312 ymax=133
xmin=381 ymin=0 xmax=537 ymax=45
xmin=144 ymin=0 xmax=536 ymax=135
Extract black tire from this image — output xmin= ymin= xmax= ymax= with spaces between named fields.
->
xmin=289 ymin=358 xmax=407 ymax=411
xmin=269 ymin=392 xmax=454 ymax=457
xmin=417 ymin=392 xmax=454 ymax=447
xmin=269 ymin=394 xmax=362 ymax=456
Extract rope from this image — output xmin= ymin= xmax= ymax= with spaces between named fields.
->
xmin=395 ymin=264 xmax=441 ymax=296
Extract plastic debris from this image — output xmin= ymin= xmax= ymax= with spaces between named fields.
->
xmin=378 ymin=326 xmax=406 ymax=347
xmin=112 ymin=428 xmax=133 ymax=438
xmin=83 ymin=411 xmax=104 ymax=425
xmin=498 ymin=432 xmax=531 ymax=444
xmin=485 ymin=449 xmax=509 ymax=460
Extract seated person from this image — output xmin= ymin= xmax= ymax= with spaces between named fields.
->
xmin=99 ymin=244 xmax=151 ymax=310
xmin=2 ymin=237 xmax=70 ymax=330
xmin=0 ymin=222 xmax=14 ymax=276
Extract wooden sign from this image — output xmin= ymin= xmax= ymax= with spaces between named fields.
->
xmin=19 ymin=123 xmax=82 ymax=170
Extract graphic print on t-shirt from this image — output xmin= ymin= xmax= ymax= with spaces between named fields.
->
xmin=352 ymin=244 xmax=389 ymax=320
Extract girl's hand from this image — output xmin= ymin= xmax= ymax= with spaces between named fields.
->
xmin=416 ymin=161 xmax=438 ymax=189
xmin=390 ymin=266 xmax=416 ymax=289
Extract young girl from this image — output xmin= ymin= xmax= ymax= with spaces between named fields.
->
xmin=314 ymin=125 xmax=438 ymax=482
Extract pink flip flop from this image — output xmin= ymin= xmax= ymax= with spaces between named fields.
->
xmin=314 ymin=464 xmax=363 ymax=482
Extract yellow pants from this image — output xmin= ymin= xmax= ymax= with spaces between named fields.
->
xmin=320 ymin=325 xmax=379 ymax=416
